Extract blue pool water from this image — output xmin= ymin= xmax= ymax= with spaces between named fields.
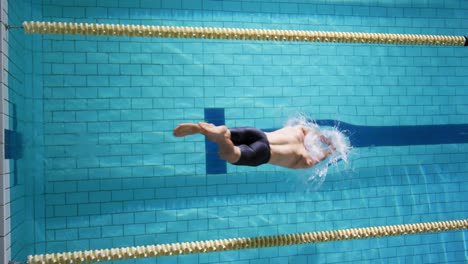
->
xmin=5 ymin=0 xmax=468 ymax=263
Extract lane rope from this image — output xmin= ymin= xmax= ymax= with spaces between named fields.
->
xmin=22 ymin=21 xmax=467 ymax=46
xmin=27 ymin=219 xmax=468 ymax=263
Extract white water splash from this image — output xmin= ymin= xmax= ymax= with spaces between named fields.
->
xmin=285 ymin=113 xmax=352 ymax=185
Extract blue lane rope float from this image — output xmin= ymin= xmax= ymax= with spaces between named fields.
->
xmin=26 ymin=219 xmax=468 ymax=263
xmin=21 ymin=21 xmax=468 ymax=46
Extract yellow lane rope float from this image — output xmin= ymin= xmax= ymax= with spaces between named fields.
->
xmin=22 ymin=21 xmax=468 ymax=46
xmin=27 ymin=219 xmax=467 ymax=263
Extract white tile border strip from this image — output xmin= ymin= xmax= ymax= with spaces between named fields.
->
xmin=1 ymin=0 xmax=11 ymax=262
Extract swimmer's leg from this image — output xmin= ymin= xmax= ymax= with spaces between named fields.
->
xmin=174 ymin=122 xmax=241 ymax=163
xmin=197 ymin=122 xmax=241 ymax=163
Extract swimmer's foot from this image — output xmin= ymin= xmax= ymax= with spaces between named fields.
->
xmin=198 ymin=122 xmax=230 ymax=143
xmin=173 ymin=123 xmax=202 ymax=137
xmin=198 ymin=122 xmax=240 ymax=163
xmin=174 ymin=122 xmax=231 ymax=142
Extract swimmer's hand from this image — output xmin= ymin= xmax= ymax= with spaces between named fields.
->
xmin=319 ymin=135 xmax=335 ymax=151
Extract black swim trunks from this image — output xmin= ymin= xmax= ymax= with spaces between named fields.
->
xmin=229 ymin=127 xmax=271 ymax=166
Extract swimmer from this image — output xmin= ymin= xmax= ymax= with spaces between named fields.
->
xmin=173 ymin=122 xmax=335 ymax=169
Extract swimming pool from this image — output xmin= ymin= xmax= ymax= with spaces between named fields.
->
xmin=2 ymin=0 xmax=467 ymax=263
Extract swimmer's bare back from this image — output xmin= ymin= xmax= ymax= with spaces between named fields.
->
xmin=265 ymin=126 xmax=333 ymax=169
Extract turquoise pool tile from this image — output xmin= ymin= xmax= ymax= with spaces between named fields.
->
xmin=43 ymin=53 xmax=63 ymax=64
xmin=75 ymin=87 xmax=98 ymax=98
xmin=152 ymin=53 xmax=173 ymax=64
xmin=63 ymin=99 xmax=88 ymax=111
xmin=87 ymin=123 xmax=109 ymax=133
xmin=162 ymin=65 xmax=184 ymax=76
xmin=44 ymin=194 xmax=65 ymax=207
xmin=45 ymin=217 xmax=67 ymax=232
xmin=78 ymin=203 xmax=101 ymax=215
xmin=102 ymin=225 xmax=123 ymax=237
xmin=270 ymin=256 xmax=291 ymax=264
xmin=55 ymin=228 xmax=79 ymax=241
xmin=132 ymin=235 xmax=154 ymax=246
xmin=111 ymin=236 xmax=134 ymax=248
xmin=85 ymin=7 xmax=107 ymax=18
xmin=208 ymin=218 xmax=229 ymax=230
xmin=89 ymin=191 xmax=111 ymax=203
xmin=133 ymin=211 xmax=156 ymax=224
xmin=96 ymin=42 xmax=119 ymax=53
xmin=109 ymin=121 xmax=131 ymax=133
xmin=109 ymin=98 xmax=131 ymax=109
xmin=87 ymin=76 xmax=109 ymax=87
xmin=142 ymin=65 xmax=163 ymax=76
xmin=88 ymin=237 xmax=111 ymax=251
xmin=120 ymin=155 xmax=142 ymax=166
xmin=51 ymin=88 xmax=75 ymax=99
xmin=121 ymin=110 xmax=142 ymax=120
xmin=51 ymin=111 xmax=75 ymax=123
xmin=233 ymin=183 xmax=256 ymax=195
xmin=66 ymin=192 xmax=89 ymax=204
xmin=109 ymin=53 xmax=130 ymax=63
xmin=123 ymin=224 xmax=145 ymax=235
xmin=98 ymin=64 xmax=119 ymax=75
xmin=173 ymin=76 xmax=194 ymax=87
xmin=131 ymin=76 xmax=153 ymax=87
xmin=211 ymin=78 xmax=232 ymax=89
xmin=111 ymin=190 xmax=134 ymax=201
xmin=98 ymin=134 xmax=121 ymax=144
xmin=131 ymin=53 xmax=152 ymax=64
xmin=51 ymin=180 xmax=77 ymax=193
xmin=44 ymin=241 xmax=67 ymax=256
xmin=119 ymin=42 xmax=142 ymax=53
xmin=131 ymin=121 xmax=153 ymax=132
xmin=86 ymin=53 xmax=109 ymax=64
xmin=51 ymin=40 xmax=75 ymax=52
xmin=228 ymin=217 xmax=249 ymax=228
xmin=54 ymin=204 xmax=77 ymax=217
xmin=78 ymin=227 xmax=101 ymax=239
xmin=132 ymin=99 xmax=153 ymax=109
xmin=99 ymin=202 xmax=122 ymax=214
xmin=119 ymin=86 xmax=141 ymax=97
xmin=98 ymin=110 xmax=120 ymax=121
xmin=204 ymin=65 xmax=226 ymax=76
xmin=107 ymin=5 xmax=129 ymax=18
xmin=51 ymin=64 xmax=74 ymax=75
xmin=88 ymin=214 xmax=112 ymax=227
xmin=145 ymin=219 xmax=166 ymax=234
xmin=165 ymin=221 xmax=188 ymax=233
xmin=109 ymin=167 xmax=132 ymax=178
xmin=121 ymin=64 xmax=141 ymax=75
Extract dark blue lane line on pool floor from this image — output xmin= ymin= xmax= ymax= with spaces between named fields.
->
xmin=204 ymin=108 xmax=468 ymax=174
xmin=311 ymin=120 xmax=468 ymax=148
xmin=204 ymin=108 xmax=227 ymax=174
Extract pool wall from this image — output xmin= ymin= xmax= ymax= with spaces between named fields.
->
xmin=1 ymin=0 xmax=44 ymax=261
xmin=5 ymin=0 xmax=468 ymax=263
